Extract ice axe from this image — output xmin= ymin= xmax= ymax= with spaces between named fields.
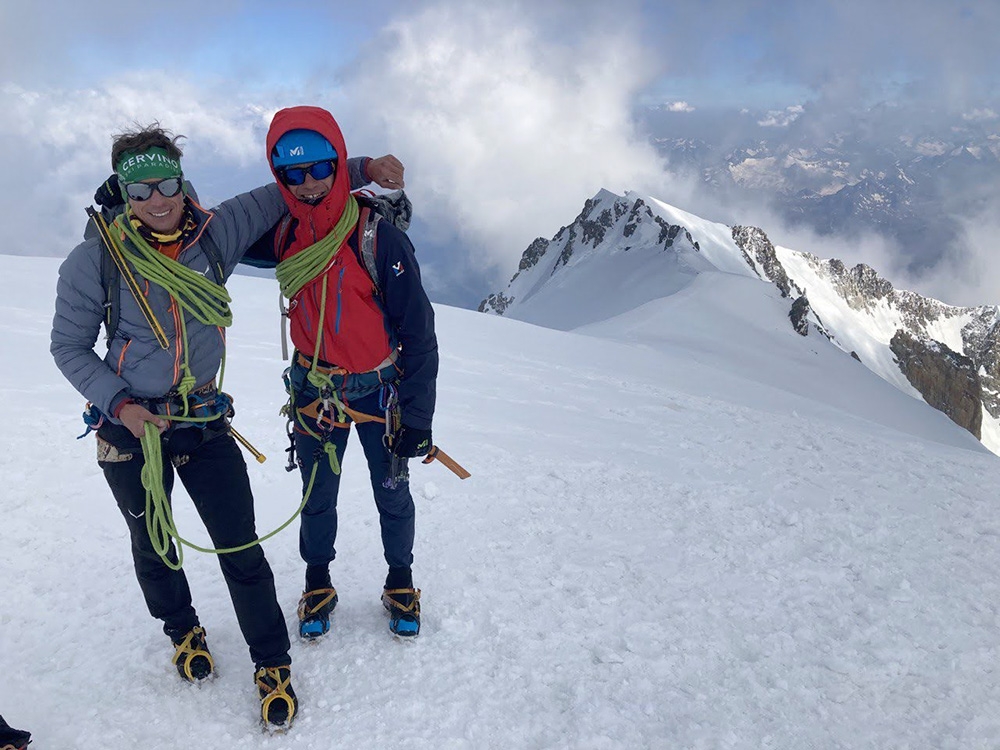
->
xmin=384 ymin=444 xmax=470 ymax=490
xmin=420 ymin=445 xmax=471 ymax=479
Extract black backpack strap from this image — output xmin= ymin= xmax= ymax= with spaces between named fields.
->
xmin=273 ymin=215 xmax=295 ymax=261
xmin=197 ymin=229 xmax=226 ymax=284
xmin=99 ymin=229 xmax=121 ymax=343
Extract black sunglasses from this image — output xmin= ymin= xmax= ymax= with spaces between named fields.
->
xmin=125 ymin=177 xmax=184 ymax=202
xmin=279 ymin=160 xmax=336 ymax=186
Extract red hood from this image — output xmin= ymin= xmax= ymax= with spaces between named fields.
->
xmin=266 ymin=106 xmax=351 ymax=244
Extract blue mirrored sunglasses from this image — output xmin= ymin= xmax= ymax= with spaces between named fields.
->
xmin=125 ymin=177 xmax=184 ymax=201
xmin=279 ymin=160 xmax=336 ymax=186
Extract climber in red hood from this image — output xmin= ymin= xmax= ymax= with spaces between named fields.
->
xmin=259 ymin=105 xmax=437 ymax=640
xmin=267 ymin=106 xmax=353 ymax=249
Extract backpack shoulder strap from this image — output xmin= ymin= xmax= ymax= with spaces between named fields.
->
xmin=358 ymin=205 xmax=382 ymax=298
xmin=99 ymin=229 xmax=121 ymax=344
xmin=84 ymin=206 xmax=170 ymax=351
xmin=197 ymin=228 xmax=226 ymax=284
xmin=274 ymin=215 xmax=295 ymax=261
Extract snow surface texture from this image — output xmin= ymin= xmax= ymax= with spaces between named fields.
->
xmin=4 ymin=256 xmax=1000 ymax=748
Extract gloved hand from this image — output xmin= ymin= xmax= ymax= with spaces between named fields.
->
xmin=391 ymin=425 xmax=432 ymax=458
xmin=95 ymin=173 xmax=123 ymax=209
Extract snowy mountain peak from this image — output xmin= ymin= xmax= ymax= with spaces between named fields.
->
xmin=482 ymin=188 xmax=1000 ymax=454
xmin=479 ymin=190 xmax=717 ymax=331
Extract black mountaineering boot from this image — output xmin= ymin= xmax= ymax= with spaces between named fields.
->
xmin=256 ymin=665 xmax=298 ymax=731
xmin=0 ymin=715 xmax=31 ymax=750
xmin=170 ymin=626 xmax=215 ymax=683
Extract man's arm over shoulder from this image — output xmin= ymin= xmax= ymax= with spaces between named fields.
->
xmin=50 ymin=239 xmax=132 ymax=416
xmin=376 ymin=223 xmax=437 ymax=430
xmin=207 ymin=183 xmax=288 ymax=275
xmin=241 ymin=223 xmax=281 ymax=269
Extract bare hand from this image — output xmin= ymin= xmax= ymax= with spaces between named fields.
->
xmin=367 ymin=154 xmax=405 ymax=189
xmin=119 ymin=402 xmax=168 ymax=438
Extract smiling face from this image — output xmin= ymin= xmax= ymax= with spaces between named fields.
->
xmin=286 ymin=162 xmax=336 ymax=204
xmin=127 ymin=179 xmax=186 ymax=234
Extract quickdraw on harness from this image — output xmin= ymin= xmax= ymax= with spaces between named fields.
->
xmin=380 ymin=383 xmax=408 ymax=489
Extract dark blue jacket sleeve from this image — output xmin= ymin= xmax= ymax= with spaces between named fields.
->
xmin=241 ymin=223 xmax=280 ymax=269
xmin=375 ymin=222 xmax=438 ymax=430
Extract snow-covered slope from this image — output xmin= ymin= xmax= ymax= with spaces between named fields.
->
xmin=5 ymin=255 xmax=1000 ymax=748
xmin=483 ymin=189 xmax=1000 ymax=455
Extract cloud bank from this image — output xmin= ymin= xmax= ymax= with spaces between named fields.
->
xmin=345 ymin=2 xmax=674 ymax=293
xmin=1 ymin=0 xmax=998 ymax=310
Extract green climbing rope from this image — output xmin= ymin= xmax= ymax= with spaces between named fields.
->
xmin=140 ymin=422 xmax=316 ymax=571
xmin=274 ymin=194 xmax=358 ymax=299
xmin=115 ymin=214 xmax=233 ymax=328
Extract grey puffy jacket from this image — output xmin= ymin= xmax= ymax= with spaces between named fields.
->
xmin=52 ymin=158 xmax=376 ymax=421
xmin=49 ymin=156 xmax=378 ymax=422
xmin=51 ymin=184 xmax=288 ymax=420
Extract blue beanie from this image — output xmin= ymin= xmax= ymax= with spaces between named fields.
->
xmin=270 ymin=129 xmax=338 ymax=168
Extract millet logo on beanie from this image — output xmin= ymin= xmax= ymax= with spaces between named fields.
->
xmin=270 ymin=129 xmax=338 ymax=168
xmin=116 ymin=146 xmax=183 ymax=185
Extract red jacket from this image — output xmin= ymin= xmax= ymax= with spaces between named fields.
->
xmin=266 ymin=106 xmax=393 ymax=372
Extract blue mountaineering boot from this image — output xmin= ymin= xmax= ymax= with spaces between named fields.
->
xmin=297 ymin=587 xmax=338 ymax=640
xmin=256 ymin=665 xmax=298 ymax=732
xmin=170 ymin=626 xmax=215 ymax=683
xmin=382 ymin=587 xmax=421 ymax=637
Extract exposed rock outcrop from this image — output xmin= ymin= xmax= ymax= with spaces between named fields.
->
xmin=478 ymin=291 xmax=513 ymax=315
xmin=890 ymin=330 xmax=983 ymax=438
xmin=732 ymin=225 xmax=796 ymax=298
xmin=825 ymin=260 xmax=894 ymax=312
xmin=789 ymin=295 xmax=811 ymax=336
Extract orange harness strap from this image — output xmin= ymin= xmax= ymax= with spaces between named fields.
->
xmin=297 ymin=398 xmax=386 ymax=426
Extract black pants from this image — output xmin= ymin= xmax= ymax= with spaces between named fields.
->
xmin=97 ymin=420 xmax=290 ymax=669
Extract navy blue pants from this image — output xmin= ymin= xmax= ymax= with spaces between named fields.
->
xmin=294 ymin=388 xmax=415 ymax=571
xmin=97 ymin=420 xmax=291 ymax=668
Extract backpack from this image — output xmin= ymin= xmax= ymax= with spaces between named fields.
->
xmin=274 ymin=189 xmax=413 ymax=300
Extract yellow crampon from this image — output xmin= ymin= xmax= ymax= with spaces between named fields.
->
xmin=171 ymin=626 xmax=215 ymax=682
xmin=256 ymin=666 xmax=298 ymax=728
xmin=297 ymin=587 xmax=338 ymax=620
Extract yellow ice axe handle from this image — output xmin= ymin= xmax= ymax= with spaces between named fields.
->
xmin=230 ymin=426 xmax=266 ymax=463
xmin=421 ymin=445 xmax=470 ymax=479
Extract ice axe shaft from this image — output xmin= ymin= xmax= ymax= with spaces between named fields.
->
xmin=231 ymin=426 xmax=266 ymax=463
xmin=421 ymin=445 xmax=470 ymax=479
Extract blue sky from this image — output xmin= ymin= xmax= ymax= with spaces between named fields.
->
xmin=2 ymin=0 xmax=998 ymax=307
